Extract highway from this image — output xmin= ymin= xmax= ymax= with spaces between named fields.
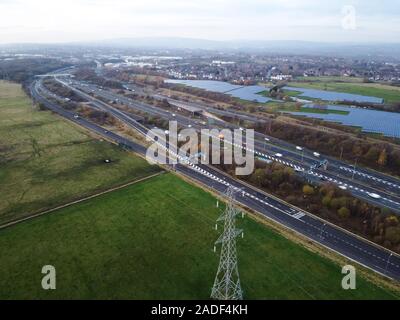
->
xmin=62 ymin=78 xmax=400 ymax=214
xmin=156 ymin=94 xmax=400 ymax=198
xmin=31 ymin=76 xmax=400 ymax=282
xmin=154 ymin=94 xmax=400 ymax=195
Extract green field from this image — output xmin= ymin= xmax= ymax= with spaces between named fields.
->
xmin=280 ymin=106 xmax=349 ymax=115
xmin=0 ymin=173 xmax=397 ymax=299
xmin=289 ymin=81 xmax=400 ymax=104
xmin=282 ymin=89 xmax=304 ymax=97
xmin=0 ymin=81 xmax=160 ymax=224
xmin=295 ymin=76 xmax=365 ymax=83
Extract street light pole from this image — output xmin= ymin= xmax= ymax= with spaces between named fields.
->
xmin=385 ymin=253 xmax=393 ymax=273
xmin=319 ymin=223 xmax=326 ymax=240
xmin=352 ymin=158 xmax=358 ymax=180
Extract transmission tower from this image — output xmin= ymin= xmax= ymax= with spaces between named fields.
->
xmin=211 ymin=186 xmax=243 ymax=300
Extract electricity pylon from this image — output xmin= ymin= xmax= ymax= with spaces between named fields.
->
xmin=211 ymin=186 xmax=243 ymax=300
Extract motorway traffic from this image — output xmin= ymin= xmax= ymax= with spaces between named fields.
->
xmin=30 ymin=75 xmax=400 ymax=281
xmin=61 ymin=77 xmax=400 ymax=214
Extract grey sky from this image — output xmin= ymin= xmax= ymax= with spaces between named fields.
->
xmin=0 ymin=0 xmax=399 ymax=44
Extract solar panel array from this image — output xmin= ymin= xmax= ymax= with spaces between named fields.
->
xmin=165 ymin=79 xmax=273 ymax=103
xmin=288 ymin=105 xmax=400 ymax=138
xmin=284 ymin=86 xmax=384 ymax=104
xmin=165 ymin=80 xmax=398 ymax=138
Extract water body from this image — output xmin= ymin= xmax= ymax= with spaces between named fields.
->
xmin=287 ymin=105 xmax=400 ymax=138
xmin=165 ymin=79 xmax=273 ymax=103
xmin=285 ymin=86 xmax=384 ymax=104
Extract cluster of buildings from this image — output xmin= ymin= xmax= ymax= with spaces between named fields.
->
xmin=90 ymin=50 xmax=400 ymax=85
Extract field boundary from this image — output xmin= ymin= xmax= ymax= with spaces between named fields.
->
xmin=0 ymin=171 xmax=164 ymax=231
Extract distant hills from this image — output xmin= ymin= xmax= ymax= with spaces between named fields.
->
xmin=2 ymin=37 xmax=400 ymax=59
xmin=83 ymin=37 xmax=400 ymax=58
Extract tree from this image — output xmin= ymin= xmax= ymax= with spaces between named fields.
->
xmin=338 ymin=207 xmax=350 ymax=219
xmin=377 ymin=148 xmax=388 ymax=166
xmin=365 ymin=146 xmax=380 ymax=162
xmin=322 ymin=196 xmax=332 ymax=207
xmin=302 ymin=185 xmax=314 ymax=196
xmin=385 ymin=226 xmax=400 ymax=245
xmin=250 ymin=168 xmax=266 ymax=187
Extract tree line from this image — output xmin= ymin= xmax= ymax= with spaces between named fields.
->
xmin=216 ymin=158 xmax=400 ymax=253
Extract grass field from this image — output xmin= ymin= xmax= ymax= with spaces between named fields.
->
xmin=0 ymin=173 xmax=397 ymax=300
xmin=295 ymin=76 xmax=365 ymax=83
xmin=0 ymin=81 xmax=160 ymax=224
xmin=289 ymin=81 xmax=400 ymax=104
xmin=282 ymin=106 xmax=349 ymax=115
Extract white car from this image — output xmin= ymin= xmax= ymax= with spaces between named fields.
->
xmin=172 ymin=113 xmax=176 ymax=117
xmin=264 ymin=137 xmax=270 ymax=142
xmin=188 ymin=124 xmax=192 ymax=128
xmin=73 ymin=114 xmax=79 ymax=119
xmin=367 ymin=192 xmax=382 ymax=199
xmin=313 ymin=152 xmax=321 ymax=157
xmin=296 ymin=146 xmax=303 ymax=151
xmin=339 ymin=185 xmax=348 ymax=190
xmin=275 ymin=153 xmax=283 ymax=158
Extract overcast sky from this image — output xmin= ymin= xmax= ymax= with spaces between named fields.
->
xmin=0 ymin=0 xmax=399 ymax=44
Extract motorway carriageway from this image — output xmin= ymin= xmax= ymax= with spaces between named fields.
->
xmin=152 ymin=93 xmax=400 ymax=196
xmin=63 ymin=79 xmax=400 ymax=214
xmin=32 ymin=78 xmax=400 ymax=282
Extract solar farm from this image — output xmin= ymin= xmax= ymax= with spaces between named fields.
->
xmin=288 ymin=105 xmax=400 ymax=138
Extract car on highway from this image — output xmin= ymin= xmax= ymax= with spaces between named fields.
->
xmin=313 ymin=152 xmax=321 ymax=157
xmin=73 ymin=114 xmax=79 ymax=119
xmin=296 ymin=146 xmax=303 ymax=151
xmin=275 ymin=153 xmax=283 ymax=157
xmin=367 ymin=192 xmax=382 ymax=199
xmin=339 ymin=185 xmax=348 ymax=190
